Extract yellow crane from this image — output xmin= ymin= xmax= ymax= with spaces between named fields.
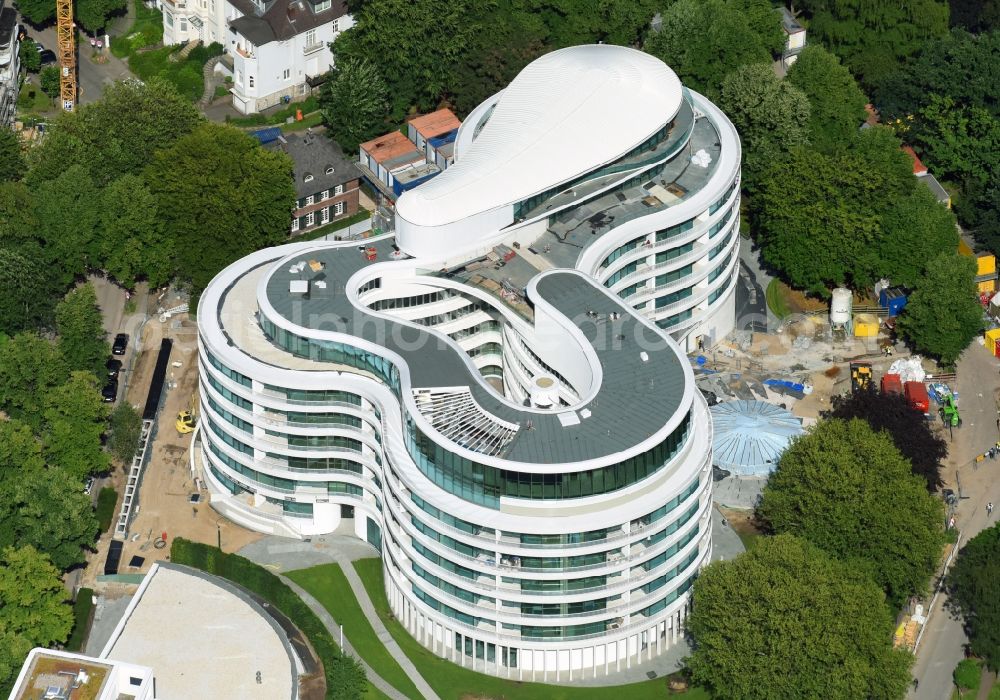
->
xmin=56 ymin=0 xmax=76 ymax=111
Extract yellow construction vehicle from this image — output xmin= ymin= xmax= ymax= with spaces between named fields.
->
xmin=176 ymin=390 xmax=197 ymax=434
xmin=850 ymin=362 xmax=873 ymax=393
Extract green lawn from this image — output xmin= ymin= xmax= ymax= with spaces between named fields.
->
xmin=352 ymin=558 xmax=710 ymax=700
xmin=66 ymin=588 xmax=94 ymax=652
xmin=126 ymin=43 xmax=223 ymax=102
xmin=95 ymin=487 xmax=118 ymax=533
xmin=17 ymin=82 xmax=52 ymax=112
xmin=111 ymin=3 xmax=164 ymax=58
xmin=280 ymin=112 xmax=324 ymax=133
xmin=764 ymin=278 xmax=792 ymax=319
xmin=286 ymin=564 xmax=423 ymax=700
xmin=294 ymin=211 xmax=371 ymax=242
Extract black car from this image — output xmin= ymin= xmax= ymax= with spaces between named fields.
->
xmin=112 ymin=333 xmax=129 ymax=355
xmin=106 ymin=357 xmax=122 ymax=378
xmin=39 ymin=49 xmax=57 ymax=65
xmin=101 ymin=379 xmax=118 ymax=403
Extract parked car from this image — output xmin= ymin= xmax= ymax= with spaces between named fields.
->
xmin=101 ymin=378 xmax=118 ymax=403
xmin=83 ymin=476 xmax=95 ymax=495
xmin=39 ymin=49 xmax=57 ymax=65
xmin=112 ymin=333 xmax=129 ymax=355
xmin=34 ymin=41 xmax=45 ymax=53
xmin=106 ymin=357 xmax=122 ymax=378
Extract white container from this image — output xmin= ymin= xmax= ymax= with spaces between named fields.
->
xmin=830 ymin=287 xmax=852 ymax=325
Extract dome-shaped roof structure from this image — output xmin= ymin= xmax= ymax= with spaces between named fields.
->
xmin=710 ymin=400 xmax=804 ymax=477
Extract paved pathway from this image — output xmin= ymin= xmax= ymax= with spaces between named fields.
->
xmin=280 ymin=575 xmax=411 ymax=700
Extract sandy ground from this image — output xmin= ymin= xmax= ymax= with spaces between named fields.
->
xmin=80 ymin=304 xmax=263 ymax=592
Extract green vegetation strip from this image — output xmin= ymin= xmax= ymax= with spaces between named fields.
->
xmin=95 ymin=487 xmax=118 ymax=533
xmin=295 ymin=211 xmax=372 ymax=243
xmin=286 ymin=564 xmax=422 ymax=699
xmin=66 ymin=588 xmax=94 ymax=652
xmin=764 ymin=278 xmax=792 ymax=319
xmin=228 ymin=96 xmax=320 ymax=127
xmin=351 ymin=558 xmax=709 ymax=700
xmin=170 ymin=539 xmax=372 ymax=699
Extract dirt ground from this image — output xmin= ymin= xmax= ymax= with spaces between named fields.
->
xmin=716 ymin=506 xmax=764 ymax=545
xmin=81 ymin=309 xmax=263 ymax=592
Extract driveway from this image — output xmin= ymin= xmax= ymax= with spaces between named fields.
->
xmin=737 ymin=236 xmax=776 ymax=333
xmin=19 ymin=18 xmax=135 ymax=105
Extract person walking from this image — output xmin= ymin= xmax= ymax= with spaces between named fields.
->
xmin=989 ymin=502 xmax=995 ymax=517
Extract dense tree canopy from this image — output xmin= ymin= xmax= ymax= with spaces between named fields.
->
xmin=797 ymin=0 xmax=950 ymax=86
xmin=0 ymin=128 xmax=24 ymax=182
xmin=717 ymin=63 xmax=810 ymax=185
xmin=687 ymin=534 xmax=912 ymax=699
xmin=107 ymin=402 xmax=143 ymax=465
xmin=758 ymin=418 xmax=945 ymax=608
xmin=897 ymin=253 xmax=983 ymax=364
xmin=100 ymin=175 xmax=173 ymax=288
xmin=0 ymin=546 xmax=73 ymax=696
xmin=949 ymin=0 xmax=1000 ymax=31
xmin=144 ymin=123 xmax=295 ymax=302
xmin=786 ymin=45 xmax=868 ymax=153
xmin=754 ymin=129 xmax=929 ymax=293
xmin=33 ymin=165 xmax=102 ymax=285
xmin=877 ymin=186 xmax=960 ymax=288
xmin=827 ymin=391 xmax=946 ymax=491
xmin=0 ymin=248 xmax=60 ymax=335
xmin=55 ymin=284 xmax=108 ymax=380
xmin=948 ymin=524 xmax=1000 ymax=670
xmin=320 ymin=57 xmax=390 ymax=153
xmin=0 ymin=333 xmax=69 ymax=428
xmin=645 ymin=0 xmax=782 ymax=98
xmin=18 ymin=0 xmax=125 ymax=33
xmin=42 ymin=371 xmax=111 ymax=481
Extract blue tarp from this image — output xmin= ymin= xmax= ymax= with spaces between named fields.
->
xmin=251 ymin=127 xmax=282 ymax=145
xmin=428 ymin=130 xmax=458 ymax=148
xmin=392 ymin=170 xmax=440 ymax=196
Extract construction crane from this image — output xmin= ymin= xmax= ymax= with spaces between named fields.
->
xmin=56 ymin=0 xmax=76 ymax=111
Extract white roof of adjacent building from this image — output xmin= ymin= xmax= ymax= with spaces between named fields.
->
xmin=102 ymin=564 xmax=295 ymax=700
xmin=395 ymin=44 xmax=683 ymax=227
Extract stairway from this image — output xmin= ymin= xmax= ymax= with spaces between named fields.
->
xmin=198 ymin=55 xmax=226 ymax=108
xmin=169 ymin=38 xmax=201 ymax=62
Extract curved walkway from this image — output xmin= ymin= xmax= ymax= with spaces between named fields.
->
xmin=239 ymin=534 xmax=440 ymax=700
xmin=280 ymin=576 xmax=413 ymax=700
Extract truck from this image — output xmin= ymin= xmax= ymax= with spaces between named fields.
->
xmin=881 ymin=373 xmax=902 ymax=395
xmin=940 ymin=395 xmax=961 ymax=427
xmin=904 ymin=381 xmax=930 ymax=414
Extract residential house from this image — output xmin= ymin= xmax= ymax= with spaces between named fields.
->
xmin=777 ymin=6 xmax=806 ymax=69
xmin=266 ymin=131 xmax=361 ymax=234
xmin=407 ymin=108 xmax=462 ymax=170
xmin=0 ymin=5 xmax=19 ymax=126
xmin=902 ymin=145 xmax=952 ymax=208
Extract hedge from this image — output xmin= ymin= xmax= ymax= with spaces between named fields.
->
xmin=95 ymin=487 xmax=118 ymax=533
xmin=66 ymin=588 xmax=94 ymax=652
xmin=169 ymin=538 xmax=366 ymax=700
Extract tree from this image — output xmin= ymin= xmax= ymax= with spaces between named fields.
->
xmin=797 ymin=0 xmax=949 ymax=86
xmin=42 ymin=371 xmax=111 ymax=481
xmin=644 ymin=0 xmax=783 ymax=98
xmin=953 ymin=659 xmax=981 ymax=692
xmin=877 ymin=186 xmax=959 ymax=288
xmin=948 ymin=524 xmax=1000 ymax=670
xmin=754 ymin=128 xmax=916 ymax=293
xmin=897 ymin=253 xmax=982 ymax=364
xmin=0 ymin=546 xmax=73 ymax=696
xmin=320 ymin=57 xmax=390 ymax=153
xmin=100 ymin=175 xmax=173 ymax=288
xmin=107 ymin=402 xmax=143 ymax=464
xmin=29 ymin=79 xmax=203 ymax=188
xmin=0 ymin=419 xmax=45 ymax=474
xmin=717 ymin=63 xmax=810 ymax=184
xmin=16 ymin=0 xmax=56 ymax=24
xmin=33 ymin=165 xmax=101 ymax=284
xmin=757 ymin=418 xmax=946 ymax=608
xmin=144 ymin=123 xmax=295 ymax=303
xmin=827 ymin=391 xmax=946 ymax=492
xmin=786 ymin=45 xmax=868 ymax=153
xmin=75 ymin=0 xmax=127 ymax=33
xmin=56 ymin=283 xmax=107 ymax=379
xmin=687 ymin=534 xmax=912 ymax=699
xmin=0 ymin=468 xmax=98 ymax=571
xmin=0 ymin=333 xmax=69 ymax=428
xmin=40 ymin=66 xmax=60 ymax=98
xmin=0 ymin=128 xmax=24 ymax=183
xmin=19 ymin=38 xmax=40 ymax=73
xmin=327 ymin=654 xmax=367 ymax=700
xmin=0 ymin=248 xmax=60 ymax=334
xmin=949 ymin=0 xmax=1000 ymax=31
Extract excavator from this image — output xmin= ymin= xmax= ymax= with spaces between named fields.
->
xmin=176 ymin=389 xmax=197 ymax=434
xmin=940 ymin=395 xmax=961 ymax=427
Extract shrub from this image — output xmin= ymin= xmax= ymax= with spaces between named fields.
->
xmin=66 ymin=588 xmax=94 ymax=651
xmin=170 ymin=538 xmax=366 ymax=699
xmin=954 ymin=659 xmax=981 ymax=692
xmin=95 ymin=487 xmax=118 ymax=533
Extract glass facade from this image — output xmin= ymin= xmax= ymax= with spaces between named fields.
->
xmin=405 ymin=411 xmax=690 ymax=508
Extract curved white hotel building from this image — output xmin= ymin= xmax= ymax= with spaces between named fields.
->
xmin=197 ymin=45 xmax=737 ymax=680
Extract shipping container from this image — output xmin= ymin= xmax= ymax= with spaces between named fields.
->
xmin=986 ymin=328 xmax=1000 ymax=357
xmin=878 ymin=287 xmax=908 ymax=317
xmin=881 ymin=373 xmax=902 ymax=395
xmin=904 ymin=381 xmax=930 ymax=414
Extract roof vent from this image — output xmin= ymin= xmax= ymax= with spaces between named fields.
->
xmin=325 ymin=165 xmax=335 ymax=175
xmin=640 ymin=351 xmax=649 ymax=362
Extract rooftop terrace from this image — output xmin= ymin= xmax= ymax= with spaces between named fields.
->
xmin=12 ymin=652 xmax=113 ymax=700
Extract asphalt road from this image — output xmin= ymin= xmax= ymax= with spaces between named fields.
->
xmin=19 ymin=18 xmax=135 ymax=106
xmin=736 ymin=235 xmax=774 ymax=333
xmin=909 ymin=345 xmax=1000 ymax=699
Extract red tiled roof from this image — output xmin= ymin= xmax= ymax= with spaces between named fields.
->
xmin=409 ymin=109 xmax=461 ymax=139
xmin=360 ymin=131 xmax=420 ymax=164
xmin=901 ymin=145 xmax=928 ymax=176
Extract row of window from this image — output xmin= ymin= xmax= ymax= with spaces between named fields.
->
xmin=405 ymin=411 xmax=691 ymax=508
xmin=206 ymin=350 xmax=252 ymax=387
xmin=265 ymin=430 xmax=363 ymax=451
xmin=291 ymin=202 xmax=345 ymax=232
xmin=209 ymin=439 xmax=366 ymax=496
xmin=297 ymin=184 xmax=345 ymax=209
xmin=369 ymin=290 xmax=449 ymax=311
xmin=263 ymin=384 xmax=363 ymax=405
xmin=206 ymin=374 xmax=253 ymax=411
xmin=654 ymin=287 xmax=693 ymax=310
xmin=657 ymin=308 xmax=693 ymax=329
